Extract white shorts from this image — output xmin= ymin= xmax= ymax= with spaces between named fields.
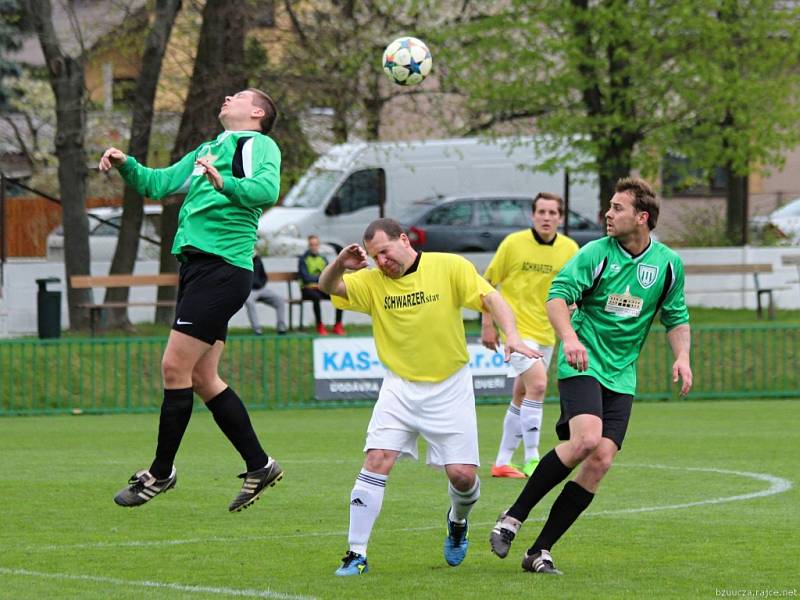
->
xmin=365 ymin=364 xmax=479 ymax=467
xmin=506 ymin=339 xmax=553 ymax=377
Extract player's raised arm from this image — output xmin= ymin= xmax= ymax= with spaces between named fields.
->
xmin=319 ymin=244 xmax=368 ymax=299
xmin=482 ymin=291 xmax=542 ymax=362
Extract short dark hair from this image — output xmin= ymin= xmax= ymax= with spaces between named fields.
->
xmin=532 ymin=192 xmax=564 ymax=215
xmin=364 ymin=218 xmax=405 ymax=243
xmin=615 ymin=177 xmax=659 ymax=230
xmin=247 ymin=88 xmax=278 ymax=133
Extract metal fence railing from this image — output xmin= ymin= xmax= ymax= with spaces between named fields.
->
xmin=1 ymin=324 xmax=798 ymax=416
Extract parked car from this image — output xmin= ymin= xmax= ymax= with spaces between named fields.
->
xmin=400 ymin=195 xmax=604 ymax=252
xmin=750 ymin=197 xmax=800 ymax=244
xmin=47 ymin=205 xmax=162 ymax=261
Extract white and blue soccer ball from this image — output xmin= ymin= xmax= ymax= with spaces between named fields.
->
xmin=382 ymin=36 xmax=432 ymax=86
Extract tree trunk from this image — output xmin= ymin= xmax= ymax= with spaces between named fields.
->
xmin=27 ymin=0 xmax=92 ymax=330
xmin=104 ymin=0 xmax=182 ymax=330
xmin=364 ymin=72 xmax=383 ymax=141
xmin=155 ymin=0 xmax=248 ymax=324
xmin=725 ymin=168 xmax=748 ymax=245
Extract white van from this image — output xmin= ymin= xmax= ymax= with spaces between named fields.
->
xmin=257 ymin=137 xmax=599 ymax=255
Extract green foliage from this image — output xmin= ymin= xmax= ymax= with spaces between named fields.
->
xmin=0 ymin=0 xmax=26 ymax=109
xmin=436 ymin=1 xmax=800 ymax=214
xmin=0 ymin=400 xmax=798 ymax=598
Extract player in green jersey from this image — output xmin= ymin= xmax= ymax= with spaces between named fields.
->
xmin=490 ymin=177 xmax=692 ymax=575
xmin=100 ymin=89 xmax=284 ymax=512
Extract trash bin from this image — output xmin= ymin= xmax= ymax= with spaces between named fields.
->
xmin=36 ymin=277 xmax=61 ymax=339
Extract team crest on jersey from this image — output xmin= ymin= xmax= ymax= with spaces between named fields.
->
xmin=637 ymin=264 xmax=659 ymax=289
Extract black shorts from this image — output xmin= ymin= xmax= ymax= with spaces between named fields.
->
xmin=555 ymin=376 xmax=634 ymax=450
xmin=173 ymin=253 xmax=252 ymax=344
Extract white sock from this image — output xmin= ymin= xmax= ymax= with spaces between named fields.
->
xmin=495 ymin=403 xmax=521 ymax=466
xmin=448 ymin=478 xmax=480 ymax=523
xmin=347 ymin=469 xmax=387 ymax=556
xmin=520 ymin=399 xmax=543 ymax=462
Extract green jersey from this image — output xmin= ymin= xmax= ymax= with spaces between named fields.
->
xmin=118 ymin=130 xmax=281 ymax=270
xmin=548 ymin=236 xmax=689 ymax=394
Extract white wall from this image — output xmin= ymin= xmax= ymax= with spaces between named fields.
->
xmin=2 ymin=245 xmax=799 ymax=337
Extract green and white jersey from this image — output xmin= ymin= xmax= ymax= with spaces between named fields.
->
xmin=119 ymin=130 xmax=281 ymax=270
xmin=548 ymin=236 xmax=689 ymax=394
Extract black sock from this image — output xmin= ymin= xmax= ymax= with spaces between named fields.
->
xmin=507 ymin=449 xmax=573 ymax=522
xmin=530 ymin=481 xmax=595 ymax=553
xmin=206 ymin=387 xmax=268 ymax=472
xmin=150 ymin=387 xmax=194 ymax=479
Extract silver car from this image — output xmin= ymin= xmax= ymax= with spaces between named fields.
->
xmin=401 ymin=195 xmax=604 ymax=252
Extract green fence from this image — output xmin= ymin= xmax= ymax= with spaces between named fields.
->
xmin=1 ymin=324 xmax=798 ymax=416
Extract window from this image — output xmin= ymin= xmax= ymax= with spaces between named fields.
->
xmin=332 ymin=169 xmax=384 ymax=214
xmin=478 ymin=198 xmax=529 ymax=227
xmin=426 ymin=202 xmax=473 ymax=226
xmin=662 ymin=153 xmax=728 ymax=196
xmin=112 ymin=77 xmax=136 ymax=107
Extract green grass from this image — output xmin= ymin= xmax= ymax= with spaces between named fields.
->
xmin=1 ymin=400 xmax=798 ymax=599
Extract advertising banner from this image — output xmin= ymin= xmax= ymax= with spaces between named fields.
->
xmin=313 ymin=337 xmax=514 ymax=400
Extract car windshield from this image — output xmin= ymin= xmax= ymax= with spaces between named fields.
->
xmin=281 ymin=168 xmax=342 ymax=208
xmin=401 ymin=201 xmax=438 ymax=224
xmin=772 ymin=199 xmax=800 ymax=219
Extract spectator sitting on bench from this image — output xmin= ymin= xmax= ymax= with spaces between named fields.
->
xmin=245 ymin=253 xmax=288 ymax=335
xmin=299 ymin=235 xmax=345 ymax=335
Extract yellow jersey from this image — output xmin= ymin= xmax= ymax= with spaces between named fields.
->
xmin=484 ymin=229 xmax=579 ymax=345
xmin=332 ymin=252 xmax=495 ymax=382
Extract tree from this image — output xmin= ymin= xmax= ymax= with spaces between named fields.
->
xmin=440 ymin=0 xmax=800 ymax=234
xmin=155 ymin=0 xmax=248 ymax=324
xmin=26 ymin=0 xmax=92 ymax=329
xmin=0 ymin=0 xmax=25 ymax=110
xmin=671 ymin=1 xmax=800 ymax=244
xmin=103 ymin=0 xmax=182 ymax=330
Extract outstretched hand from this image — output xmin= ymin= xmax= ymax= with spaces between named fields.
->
xmin=503 ymin=336 xmax=543 ymax=363
xmin=98 ymin=147 xmax=127 ymax=172
xmin=336 ymin=244 xmax=369 ymax=271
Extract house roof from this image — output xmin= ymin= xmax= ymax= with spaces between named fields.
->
xmin=10 ymin=0 xmax=148 ymax=66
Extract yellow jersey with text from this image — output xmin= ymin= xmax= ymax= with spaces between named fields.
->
xmin=484 ymin=230 xmax=579 ymax=345
xmin=332 ymin=252 xmax=495 ymax=382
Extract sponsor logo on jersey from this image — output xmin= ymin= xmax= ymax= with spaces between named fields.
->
xmin=605 ymin=285 xmax=643 ymax=318
xmin=383 ymin=290 xmax=440 ymax=310
xmin=609 ymin=263 xmax=622 ymax=273
xmin=522 ymin=261 xmax=553 ymax=274
xmin=637 ymin=264 xmax=659 ymax=289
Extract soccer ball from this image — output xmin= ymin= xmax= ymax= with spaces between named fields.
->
xmin=382 ymin=36 xmax=432 ymax=86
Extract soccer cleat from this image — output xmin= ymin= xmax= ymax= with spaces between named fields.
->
xmin=228 ymin=458 xmax=283 ymax=512
xmin=335 ymin=551 xmax=368 ymax=576
xmin=444 ymin=510 xmax=469 ymax=566
xmin=522 ymin=457 xmax=540 ymax=477
xmin=491 ymin=464 xmax=527 ymax=479
xmin=114 ymin=466 xmax=177 ymax=507
xmin=332 ymin=322 xmax=346 ymax=336
xmin=490 ymin=511 xmax=522 ymax=558
xmin=316 ymin=323 xmax=329 ymax=336
xmin=521 ymin=549 xmax=563 ymax=575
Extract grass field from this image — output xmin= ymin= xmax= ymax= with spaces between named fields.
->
xmin=1 ymin=400 xmax=798 ymax=599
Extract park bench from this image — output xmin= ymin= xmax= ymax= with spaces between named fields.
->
xmin=265 ymin=271 xmax=332 ymax=331
xmin=683 ymin=263 xmax=785 ymax=320
xmin=70 ymin=273 xmax=179 ymax=335
xmin=71 ymin=270 xmax=326 ymax=334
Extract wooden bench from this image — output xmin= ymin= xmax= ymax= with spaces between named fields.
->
xmin=70 ymin=273 xmax=179 ymax=334
xmin=265 ymin=271 xmax=332 ymax=331
xmin=683 ymin=263 xmax=785 ymax=320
